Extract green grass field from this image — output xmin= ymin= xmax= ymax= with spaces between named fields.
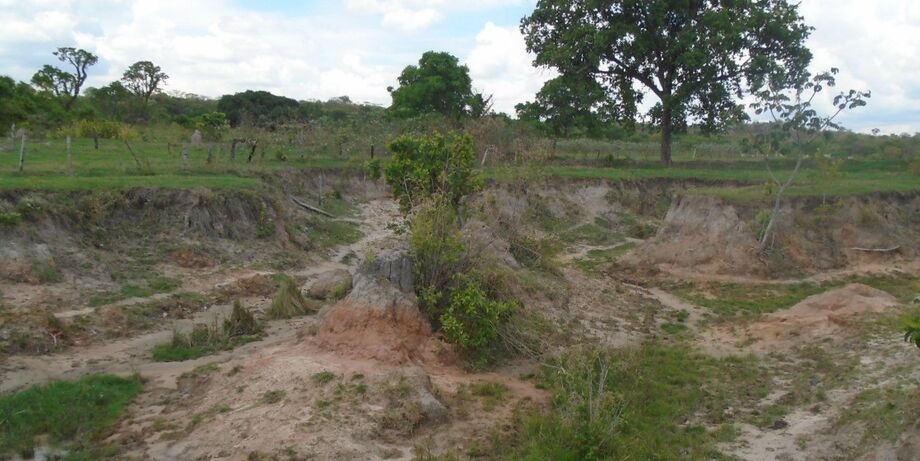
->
xmin=2 ymin=136 xmax=917 ymax=196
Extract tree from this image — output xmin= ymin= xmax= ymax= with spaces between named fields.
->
xmin=86 ymin=81 xmax=132 ymax=120
xmin=217 ymin=90 xmax=301 ymax=127
xmin=515 ymin=74 xmax=612 ymax=138
xmin=384 ymin=132 xmax=482 ymax=212
xmin=745 ymin=68 xmax=869 ymax=251
xmin=388 ymin=51 xmax=488 ymax=120
xmin=0 ymin=76 xmax=40 ymax=128
xmin=521 ymin=0 xmax=813 ymax=165
xmin=30 ymin=47 xmax=98 ymax=111
xmin=121 ymin=60 xmax=169 ymax=107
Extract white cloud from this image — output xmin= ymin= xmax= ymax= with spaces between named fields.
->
xmin=466 ymin=22 xmax=554 ymax=114
xmin=381 ymin=7 xmax=442 ymax=32
xmin=0 ymin=0 xmax=916 ymax=132
xmin=799 ymin=0 xmax=920 ymax=134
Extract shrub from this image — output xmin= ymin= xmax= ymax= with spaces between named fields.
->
xmin=440 ymin=278 xmax=515 ymax=369
xmin=152 ymin=302 xmax=261 ymax=362
xmin=411 ymin=198 xmax=468 ymax=314
xmin=266 ymin=275 xmax=313 ymax=319
xmin=384 ymin=132 xmax=482 ymax=212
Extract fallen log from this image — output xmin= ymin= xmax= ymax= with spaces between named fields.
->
xmin=849 ymin=246 xmax=901 ymax=253
xmin=291 ymin=196 xmax=334 ymax=218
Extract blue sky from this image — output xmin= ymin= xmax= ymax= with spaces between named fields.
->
xmin=0 ymin=0 xmax=917 ymax=134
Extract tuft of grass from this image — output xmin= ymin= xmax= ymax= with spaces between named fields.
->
xmin=266 ymin=275 xmax=315 ymax=320
xmin=311 ymin=371 xmax=336 ymax=386
xmin=471 ymin=381 xmax=509 ymax=411
xmin=260 ymin=390 xmax=286 ymax=405
xmin=0 ymin=374 xmax=143 ymax=457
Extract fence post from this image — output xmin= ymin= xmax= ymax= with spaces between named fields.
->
xmin=66 ymin=136 xmax=73 ymax=175
xmin=18 ymin=133 xmax=26 ymax=172
xmin=181 ymin=142 xmax=189 ymax=171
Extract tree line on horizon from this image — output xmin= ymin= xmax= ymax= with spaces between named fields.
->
xmin=0 ymin=1 xmax=917 ymax=166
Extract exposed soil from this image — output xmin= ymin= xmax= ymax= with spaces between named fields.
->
xmin=2 ymin=177 xmax=919 ymax=460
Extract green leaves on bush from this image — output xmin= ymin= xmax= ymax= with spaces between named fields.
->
xmin=441 ymin=278 xmax=515 ymax=369
xmin=384 ymin=132 xmax=482 ymax=212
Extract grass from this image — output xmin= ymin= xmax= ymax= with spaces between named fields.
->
xmin=311 ymin=371 xmax=337 ymax=386
xmin=152 ymin=303 xmax=262 ymax=362
xmin=829 ymin=384 xmax=920 ymax=456
xmin=89 ymin=276 xmax=182 ymax=306
xmin=0 ymin=374 xmax=143 ymax=458
xmin=507 ymin=342 xmax=769 ymax=461
xmin=485 ymin=158 xmax=920 ymax=199
xmin=673 ymin=272 xmax=920 ymax=322
xmin=303 ymin=219 xmax=364 ymax=251
xmin=672 ymin=281 xmax=829 ymax=321
xmin=572 ymin=243 xmax=637 ymax=274
xmin=266 ymin=275 xmax=316 ymax=319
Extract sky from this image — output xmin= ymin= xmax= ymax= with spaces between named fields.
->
xmin=0 ymin=0 xmax=917 ymax=134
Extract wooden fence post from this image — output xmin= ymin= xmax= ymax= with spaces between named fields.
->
xmin=66 ymin=136 xmax=73 ymax=175
xmin=18 ymin=133 xmax=26 ymax=172
xmin=181 ymin=142 xmax=190 ymax=171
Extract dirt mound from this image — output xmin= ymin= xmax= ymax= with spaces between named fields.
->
xmin=706 ymin=283 xmax=898 ymax=353
xmin=316 ymin=243 xmax=434 ymax=363
xmin=625 ymin=194 xmax=764 ymax=276
xmin=631 ymin=192 xmax=920 ymax=278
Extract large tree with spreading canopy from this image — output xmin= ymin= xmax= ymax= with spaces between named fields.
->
xmin=520 ymin=0 xmax=814 ymax=165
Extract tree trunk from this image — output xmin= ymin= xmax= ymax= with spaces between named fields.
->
xmin=660 ymin=107 xmax=673 ymax=166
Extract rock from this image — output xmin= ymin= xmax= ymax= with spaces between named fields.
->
xmin=392 ymin=366 xmax=448 ymax=424
xmin=190 ymin=129 xmax=202 ymax=145
xmin=307 ymin=269 xmax=353 ymax=300
xmin=361 ymin=245 xmax=414 ymax=293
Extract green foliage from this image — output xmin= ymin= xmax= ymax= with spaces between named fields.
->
xmin=440 ymin=278 xmax=515 ymax=369
xmin=61 ymin=119 xmax=137 ymax=140
xmin=387 ymin=51 xmax=487 ymax=119
xmin=31 ymin=47 xmax=98 ymax=111
xmin=0 ymin=374 xmax=142 ymax=457
xmin=521 ymin=1 xmax=813 ymax=164
xmin=510 ymin=343 xmax=767 ymax=461
xmin=410 ymin=199 xmax=467 ymax=313
xmin=151 ymin=320 xmax=260 ymax=362
xmin=0 ymin=211 xmax=22 ymax=226
xmin=217 ymin=90 xmax=300 ymax=127
xmin=385 ymin=132 xmax=482 ymax=212
xmin=311 ymin=371 xmax=336 ymax=385
xmin=195 ymin=111 xmax=229 ymax=141
xmin=903 ymin=315 xmax=920 ymax=349
xmin=515 ymin=74 xmax=616 ymax=138
xmin=910 ymin=156 xmax=920 ymax=176
xmin=266 ymin=275 xmax=314 ymax=319
xmin=365 ymin=158 xmax=382 ymax=180
xmin=121 ymin=60 xmax=169 ymax=106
